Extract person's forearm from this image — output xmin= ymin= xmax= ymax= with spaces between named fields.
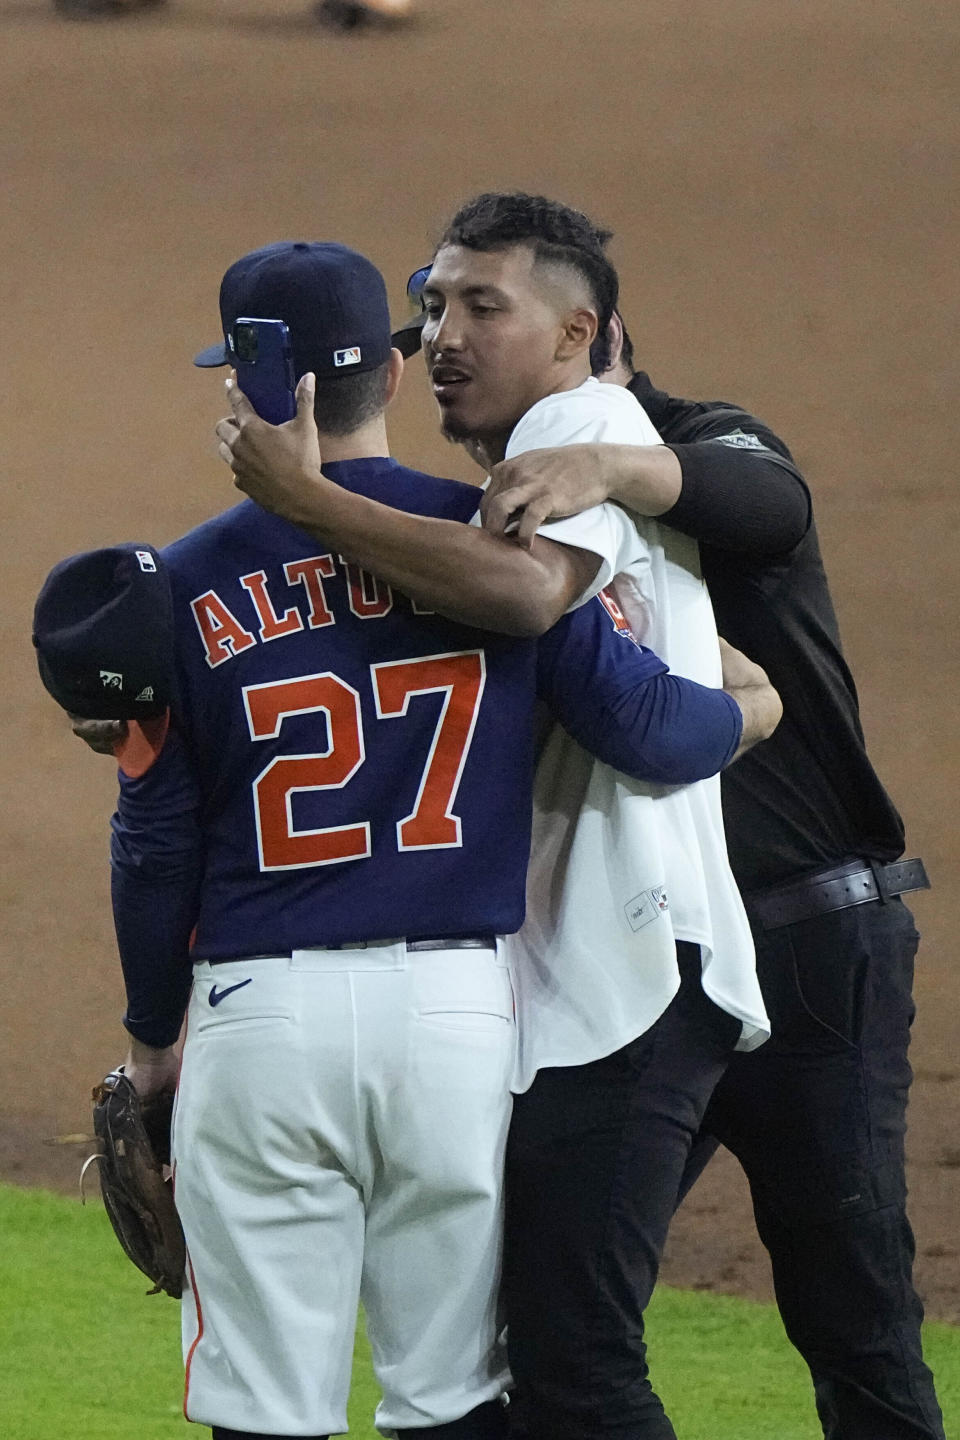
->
xmin=481 ymin=438 xmax=807 ymax=555
xmin=481 ymin=444 xmax=680 ymax=544
xmin=288 ymin=475 xmax=592 ymax=636
xmin=601 ymin=444 xmax=684 ymax=516
xmin=588 ymin=441 xmax=810 ymax=556
xmin=537 ymin=599 xmax=742 ymax=784
xmin=112 ymin=863 xmax=198 ymax=1047
xmin=724 ymin=679 xmax=783 ymax=760
xmin=111 ymin=739 xmax=204 ymax=1048
xmin=571 ymin=673 xmax=744 ymax=785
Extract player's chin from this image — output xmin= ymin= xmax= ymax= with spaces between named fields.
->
xmin=437 ymin=406 xmax=476 ymax=444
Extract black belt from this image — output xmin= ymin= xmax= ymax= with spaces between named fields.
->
xmin=374 ymin=936 xmax=496 ymax=953
xmin=745 ymin=858 xmax=930 ymax=932
xmin=208 ymin=936 xmax=497 ymax=964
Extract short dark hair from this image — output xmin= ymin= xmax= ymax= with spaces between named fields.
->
xmin=618 ymin=316 xmax=636 ymax=374
xmin=438 ymin=192 xmax=620 ymax=373
xmin=312 ymin=362 xmax=390 ymax=437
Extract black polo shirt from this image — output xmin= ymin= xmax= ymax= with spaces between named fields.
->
xmin=628 ymin=371 xmax=905 ymax=891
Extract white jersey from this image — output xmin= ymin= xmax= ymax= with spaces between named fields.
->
xmin=505 ymin=378 xmax=769 ymax=1092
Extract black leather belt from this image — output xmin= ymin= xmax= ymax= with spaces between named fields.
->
xmin=745 ymin=858 xmax=930 ymax=932
xmin=209 ymin=936 xmax=497 ymax=964
xmin=405 ymin=936 xmax=497 ymax=953
xmin=327 ymin=936 xmax=497 ymax=953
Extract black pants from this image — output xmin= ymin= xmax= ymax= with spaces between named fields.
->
xmin=680 ymin=896 xmax=945 ymax=1440
xmin=211 ymin=1398 xmax=507 ymax=1439
xmin=503 ymin=942 xmax=740 ymax=1440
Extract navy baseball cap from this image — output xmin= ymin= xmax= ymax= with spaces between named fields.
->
xmin=33 ymin=544 xmax=173 ymax=722
xmin=194 ymin=241 xmax=393 ymax=379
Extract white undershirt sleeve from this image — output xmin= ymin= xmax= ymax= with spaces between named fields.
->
xmin=504 ymin=380 xmax=664 ymax=610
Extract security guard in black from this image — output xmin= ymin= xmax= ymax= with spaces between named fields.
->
xmin=630 ymin=368 xmax=943 ymax=1440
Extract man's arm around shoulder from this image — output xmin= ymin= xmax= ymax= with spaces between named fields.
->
xmin=218 ymin=375 xmax=600 ymax=637
xmin=481 ymin=421 xmax=811 ymax=557
xmin=536 ymin=601 xmax=781 ymax=785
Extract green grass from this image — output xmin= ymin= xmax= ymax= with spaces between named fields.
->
xmin=1 ymin=1182 xmax=957 ymax=1439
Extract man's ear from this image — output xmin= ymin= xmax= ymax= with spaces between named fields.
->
xmin=384 ymin=347 xmax=406 ymax=407
xmin=555 ymin=307 xmax=598 ymax=362
xmin=606 ymin=312 xmax=625 ymax=371
xmin=598 ymin=313 xmax=635 ymax=386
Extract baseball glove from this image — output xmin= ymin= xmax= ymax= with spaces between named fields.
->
xmin=86 ymin=1069 xmax=185 ymax=1298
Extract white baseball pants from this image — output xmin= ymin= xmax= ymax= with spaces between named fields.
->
xmin=173 ymin=943 xmax=515 ymax=1436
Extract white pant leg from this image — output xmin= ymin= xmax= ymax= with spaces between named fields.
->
xmin=353 ymin=946 xmax=515 ymax=1432
xmin=175 ymin=957 xmax=365 ymax=1436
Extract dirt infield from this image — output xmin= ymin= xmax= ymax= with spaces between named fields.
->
xmin=1 ymin=0 xmax=958 ymax=1322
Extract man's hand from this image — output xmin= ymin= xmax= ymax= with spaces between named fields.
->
xmin=481 ymin=445 xmax=615 ymax=546
xmin=69 ymin=714 xmax=128 ymax=754
xmin=718 ymin=638 xmax=783 ymax=759
xmin=481 ymin=443 xmax=683 ymax=546
xmin=216 ymin=372 xmax=327 ymax=529
xmin=122 ymin=1038 xmax=180 ymax=1101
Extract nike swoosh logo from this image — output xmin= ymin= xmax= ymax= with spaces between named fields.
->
xmin=208 ymin=978 xmax=253 ymax=1007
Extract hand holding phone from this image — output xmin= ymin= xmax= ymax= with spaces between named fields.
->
xmin=232 ymin=318 xmax=297 ymax=425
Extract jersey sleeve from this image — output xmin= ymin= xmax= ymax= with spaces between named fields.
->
xmin=534 ymin=501 xmax=646 ymax=604
xmin=536 ymin=596 xmax=743 ymax=784
xmin=506 ymin=382 xmax=661 ymax=607
xmin=110 ymin=728 xmax=204 ymax=1047
xmin=663 ymin=410 xmax=812 ymax=556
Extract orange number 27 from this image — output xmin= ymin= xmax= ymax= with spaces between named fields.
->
xmin=244 ymin=650 xmax=486 ymax=871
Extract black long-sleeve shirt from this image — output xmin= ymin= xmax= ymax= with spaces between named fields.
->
xmin=629 ymin=371 xmax=906 ymax=890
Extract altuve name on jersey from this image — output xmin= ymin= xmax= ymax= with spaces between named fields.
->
xmin=190 ymin=554 xmax=433 ymax=669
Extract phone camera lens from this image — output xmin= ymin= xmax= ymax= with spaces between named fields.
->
xmin=233 ymin=324 xmax=257 ymax=363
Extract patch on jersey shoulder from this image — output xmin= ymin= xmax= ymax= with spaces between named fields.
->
xmin=714 ymin=429 xmax=768 ymax=452
xmin=624 ymin=886 xmax=669 ymax=932
xmin=597 ymin=588 xmax=640 ymax=646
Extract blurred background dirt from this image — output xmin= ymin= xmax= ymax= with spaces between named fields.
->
xmin=1 ymin=0 xmax=957 ymax=1321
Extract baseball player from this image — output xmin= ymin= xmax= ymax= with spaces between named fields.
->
xmin=54 ymin=0 xmax=408 ymax=29
xmin=98 ymin=239 xmax=779 ymax=1440
xmin=315 ymin=0 xmax=412 ymax=27
xmin=220 ymin=195 xmax=772 ymax=1440
xmin=479 ymin=318 xmax=942 ymax=1440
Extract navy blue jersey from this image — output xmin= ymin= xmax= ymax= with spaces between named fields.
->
xmin=112 ymin=459 xmax=741 ymax=1044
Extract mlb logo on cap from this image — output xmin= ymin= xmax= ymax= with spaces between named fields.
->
xmin=334 ymin=347 xmax=362 ymax=368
